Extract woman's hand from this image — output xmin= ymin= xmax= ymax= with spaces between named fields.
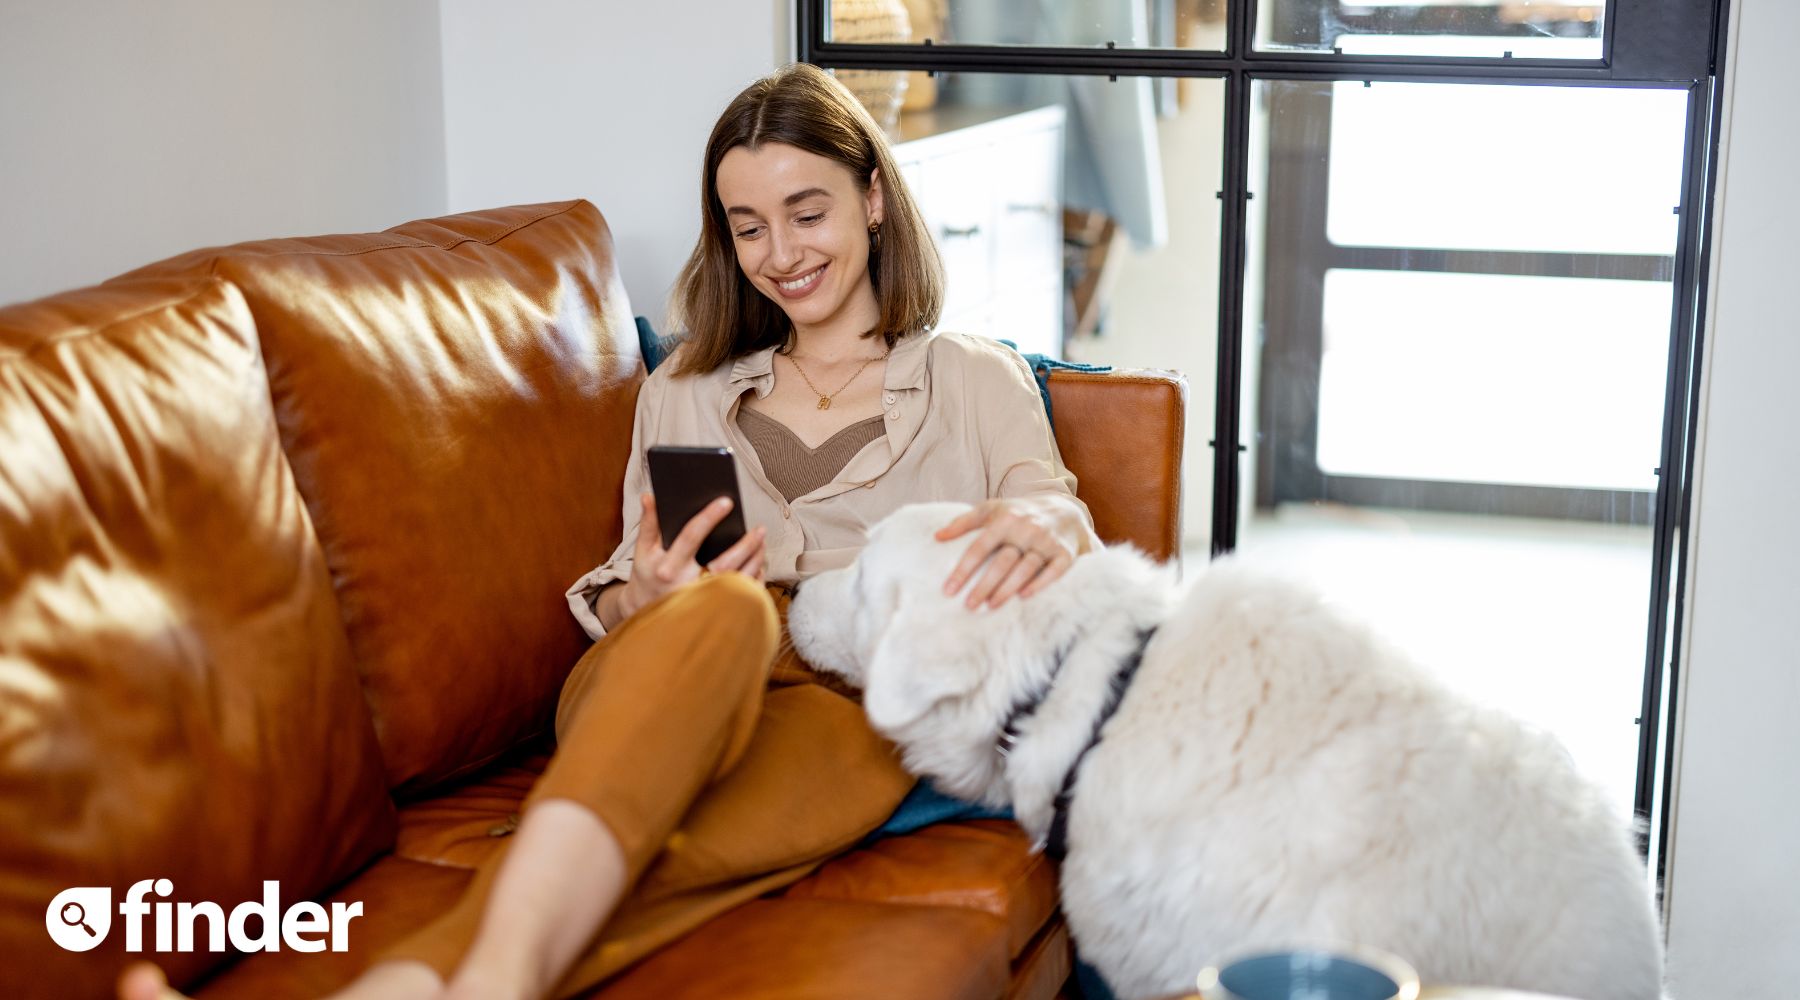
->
xmin=618 ymin=493 xmax=766 ymax=620
xmin=935 ymin=496 xmax=1086 ymax=611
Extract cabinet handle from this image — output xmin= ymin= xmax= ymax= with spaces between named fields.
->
xmin=1006 ymin=202 xmax=1055 ymax=215
xmin=941 ymin=224 xmax=983 ymax=239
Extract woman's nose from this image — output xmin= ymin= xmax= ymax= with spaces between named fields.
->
xmin=768 ymin=226 xmax=803 ymax=271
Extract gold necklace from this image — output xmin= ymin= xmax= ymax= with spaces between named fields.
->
xmin=783 ymin=346 xmax=891 ymax=410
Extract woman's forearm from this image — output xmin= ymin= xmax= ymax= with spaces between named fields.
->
xmin=594 ymin=581 xmax=631 ymax=632
xmin=1030 ymin=492 xmax=1098 ymax=555
xmin=1063 ymin=505 xmax=1098 ymax=555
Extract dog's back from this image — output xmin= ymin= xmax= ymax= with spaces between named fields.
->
xmin=1060 ymin=560 xmax=1664 ymax=999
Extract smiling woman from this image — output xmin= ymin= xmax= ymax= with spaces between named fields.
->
xmin=668 ymin=62 xmax=942 ymax=379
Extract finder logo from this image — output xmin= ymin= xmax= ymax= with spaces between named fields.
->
xmin=45 ymin=880 xmax=362 ymax=953
xmin=47 ymin=887 xmax=112 ymax=952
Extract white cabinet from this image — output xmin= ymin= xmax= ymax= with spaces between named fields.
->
xmin=892 ymin=104 xmax=1066 ymax=358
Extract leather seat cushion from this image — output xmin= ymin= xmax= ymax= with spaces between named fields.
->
xmin=1005 ymin=920 xmax=1074 ymax=1000
xmin=783 ymin=819 xmax=1059 ymax=958
xmin=393 ymin=743 xmax=553 ymax=870
xmin=587 ymin=898 xmax=1010 ymax=1000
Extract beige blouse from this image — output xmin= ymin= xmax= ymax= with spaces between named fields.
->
xmin=564 ymin=328 xmax=1101 ymax=639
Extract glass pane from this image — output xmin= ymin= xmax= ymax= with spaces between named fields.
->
xmin=874 ymin=69 xmax=1224 ymax=550
xmin=1317 ymin=269 xmax=1672 ymax=489
xmin=1255 ymin=0 xmax=1604 ymax=59
xmin=826 ymin=0 xmax=1228 ymax=53
xmin=1327 ymin=83 xmax=1688 ymax=253
xmin=1238 ymin=78 xmax=1690 ymax=817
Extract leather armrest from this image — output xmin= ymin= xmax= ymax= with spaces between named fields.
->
xmin=1047 ymin=368 xmax=1187 ymax=566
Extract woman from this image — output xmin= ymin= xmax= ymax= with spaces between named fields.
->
xmin=121 ymin=62 xmax=1097 ymax=1000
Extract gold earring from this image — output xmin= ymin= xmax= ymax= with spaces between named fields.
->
xmin=868 ymin=221 xmax=882 ymax=253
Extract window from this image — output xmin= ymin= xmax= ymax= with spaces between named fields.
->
xmin=803 ymin=0 xmax=1726 ymax=882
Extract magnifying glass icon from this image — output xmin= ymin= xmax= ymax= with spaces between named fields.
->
xmin=61 ymin=901 xmax=97 ymax=937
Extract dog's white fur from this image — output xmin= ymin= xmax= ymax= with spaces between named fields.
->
xmin=788 ymin=502 xmax=1665 ymax=1000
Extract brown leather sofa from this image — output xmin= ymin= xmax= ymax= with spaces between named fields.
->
xmin=0 ymin=201 xmax=1185 ymax=1000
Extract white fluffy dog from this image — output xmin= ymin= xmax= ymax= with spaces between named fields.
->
xmin=787 ymin=502 xmax=1665 ymax=1000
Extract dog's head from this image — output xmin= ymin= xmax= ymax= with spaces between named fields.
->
xmin=788 ymin=502 xmax=1051 ymax=799
xmin=789 ymin=502 xmax=993 ymax=729
xmin=791 ymin=502 xmax=1174 ymax=808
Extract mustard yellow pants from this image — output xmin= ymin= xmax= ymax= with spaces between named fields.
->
xmin=380 ymin=573 xmax=916 ymax=996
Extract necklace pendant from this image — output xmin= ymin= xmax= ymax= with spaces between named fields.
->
xmin=817 ymin=396 xmax=831 ymax=410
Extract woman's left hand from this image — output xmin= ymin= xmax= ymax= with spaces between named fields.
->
xmin=936 ymin=497 xmax=1084 ymax=610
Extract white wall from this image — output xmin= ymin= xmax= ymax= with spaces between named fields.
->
xmin=1662 ymin=0 xmax=1800 ymax=994
xmin=438 ymin=0 xmax=792 ymax=327
xmin=0 ymin=1 xmax=447 ymax=307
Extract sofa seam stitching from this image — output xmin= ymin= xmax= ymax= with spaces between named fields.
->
xmin=0 ymin=278 xmax=233 ymax=364
xmin=418 ymin=200 xmax=584 ymax=252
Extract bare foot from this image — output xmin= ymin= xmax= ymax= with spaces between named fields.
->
xmin=117 ymin=963 xmax=186 ymax=1000
xmin=442 ymin=964 xmax=536 ymax=1000
xmin=116 ymin=959 xmax=442 ymax=1000
xmin=324 ymin=959 xmax=444 ymax=1000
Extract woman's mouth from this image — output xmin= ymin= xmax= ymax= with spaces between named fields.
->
xmin=773 ymin=264 xmax=826 ymax=299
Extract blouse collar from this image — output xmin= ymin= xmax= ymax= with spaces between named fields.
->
xmin=727 ymin=328 xmax=934 ymax=396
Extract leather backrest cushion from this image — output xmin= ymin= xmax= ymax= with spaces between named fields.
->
xmin=1048 ymin=369 xmax=1187 ymax=563
xmin=138 ymin=201 xmax=644 ymax=792
xmin=0 ymin=276 xmax=396 ymax=996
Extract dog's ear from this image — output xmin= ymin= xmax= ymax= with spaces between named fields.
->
xmin=861 ymin=592 xmax=989 ymax=732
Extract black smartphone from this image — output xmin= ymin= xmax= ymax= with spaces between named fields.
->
xmin=646 ymin=445 xmax=749 ymax=567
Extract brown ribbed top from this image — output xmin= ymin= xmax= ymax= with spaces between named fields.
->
xmin=736 ymin=407 xmax=887 ymax=502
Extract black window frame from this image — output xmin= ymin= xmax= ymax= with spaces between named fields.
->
xmin=799 ymin=0 xmax=1732 ymax=885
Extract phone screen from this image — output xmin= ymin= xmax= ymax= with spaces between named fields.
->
xmin=645 ymin=446 xmax=749 ymax=566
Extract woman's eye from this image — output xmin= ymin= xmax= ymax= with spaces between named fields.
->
xmin=797 ymin=213 xmax=824 ymax=226
xmin=734 ymin=226 xmax=763 ymax=240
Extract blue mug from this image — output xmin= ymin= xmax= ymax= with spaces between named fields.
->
xmin=1195 ymin=947 xmax=1422 ymax=1000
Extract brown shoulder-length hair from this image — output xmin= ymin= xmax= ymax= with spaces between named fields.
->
xmin=667 ymin=63 xmax=944 ymax=377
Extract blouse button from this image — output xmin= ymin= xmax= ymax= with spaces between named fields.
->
xmin=887 ymin=409 xmax=899 ymax=420
xmin=884 ymin=393 xmax=896 ymax=405
xmin=782 ymin=508 xmax=791 ymax=519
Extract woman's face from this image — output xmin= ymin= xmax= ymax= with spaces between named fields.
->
xmin=715 ymin=142 xmax=884 ymax=338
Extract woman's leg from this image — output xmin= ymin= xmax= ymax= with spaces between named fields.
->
xmin=541 ymin=683 xmax=917 ymax=995
xmin=437 ymin=800 xmax=625 ymax=1000
xmin=391 ymin=571 xmax=780 ymax=1000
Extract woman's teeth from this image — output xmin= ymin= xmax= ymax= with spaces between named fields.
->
xmin=779 ymin=266 xmax=824 ymax=291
